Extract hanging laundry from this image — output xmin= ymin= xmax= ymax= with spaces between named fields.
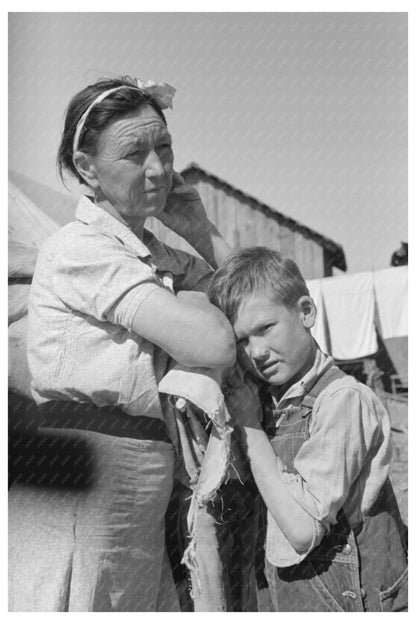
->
xmin=374 ymin=266 xmax=408 ymax=340
xmin=320 ymin=271 xmax=377 ymax=360
xmin=306 ymin=279 xmax=330 ymax=354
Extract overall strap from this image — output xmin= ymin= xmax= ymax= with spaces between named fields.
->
xmin=301 ymin=366 xmax=346 ymax=410
xmin=301 ymin=366 xmax=351 ymax=535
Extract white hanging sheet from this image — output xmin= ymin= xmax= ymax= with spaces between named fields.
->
xmin=373 ymin=266 xmax=408 ymax=340
xmin=316 ymin=271 xmax=377 ymax=360
xmin=306 ymin=279 xmax=329 ymax=354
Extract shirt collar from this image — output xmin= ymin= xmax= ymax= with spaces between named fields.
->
xmin=269 ymin=344 xmax=335 ymax=407
xmin=75 ymin=195 xmax=152 ymax=259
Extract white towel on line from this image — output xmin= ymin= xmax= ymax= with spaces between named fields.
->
xmin=319 ymin=271 xmax=377 ymax=360
xmin=373 ymin=266 xmax=408 ymax=339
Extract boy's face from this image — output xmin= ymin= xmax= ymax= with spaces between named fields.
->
xmin=233 ymin=291 xmax=316 ymax=386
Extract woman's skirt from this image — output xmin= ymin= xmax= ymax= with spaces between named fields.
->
xmin=8 ymin=416 xmax=178 ymax=611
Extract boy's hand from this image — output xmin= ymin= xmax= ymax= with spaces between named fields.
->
xmin=223 ymin=364 xmax=263 ymax=429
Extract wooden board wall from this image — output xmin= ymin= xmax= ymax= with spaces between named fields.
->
xmin=147 ymin=174 xmax=326 ymax=279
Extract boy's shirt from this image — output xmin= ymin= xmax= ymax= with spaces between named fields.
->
xmin=262 ymin=347 xmax=392 ymax=567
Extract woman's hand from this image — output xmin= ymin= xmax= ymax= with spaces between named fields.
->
xmin=157 ymin=171 xmax=233 ymax=269
xmin=223 ymin=364 xmax=263 ymax=429
xmin=157 ymin=171 xmax=213 ymax=244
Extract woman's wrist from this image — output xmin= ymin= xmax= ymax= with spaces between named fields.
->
xmin=189 ymin=222 xmax=233 ymax=269
xmin=183 ymin=219 xmax=216 ymax=246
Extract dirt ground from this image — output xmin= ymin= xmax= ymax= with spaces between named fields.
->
xmin=257 ymin=393 xmax=408 ymax=611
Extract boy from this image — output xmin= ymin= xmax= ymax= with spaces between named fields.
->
xmin=207 ymin=247 xmax=407 ymax=612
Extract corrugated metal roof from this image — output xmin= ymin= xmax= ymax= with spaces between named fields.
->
xmin=181 ymin=162 xmax=347 ymax=271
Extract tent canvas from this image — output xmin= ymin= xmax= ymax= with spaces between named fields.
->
xmin=8 ymin=180 xmax=60 ymax=250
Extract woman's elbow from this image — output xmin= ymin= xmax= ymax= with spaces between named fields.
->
xmin=211 ymin=326 xmax=236 ymax=368
xmin=195 ymin=313 xmax=236 ymax=368
xmin=179 ymin=323 xmax=236 ymax=369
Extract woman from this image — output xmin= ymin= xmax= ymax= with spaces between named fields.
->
xmin=8 ymin=75 xmax=235 ymax=612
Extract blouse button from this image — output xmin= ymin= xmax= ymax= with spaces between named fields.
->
xmin=342 ymin=544 xmax=352 ymax=555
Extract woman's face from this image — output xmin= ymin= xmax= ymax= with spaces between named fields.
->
xmin=88 ymin=105 xmax=174 ymax=227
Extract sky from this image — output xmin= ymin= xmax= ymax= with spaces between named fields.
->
xmin=8 ymin=11 xmax=408 ymax=273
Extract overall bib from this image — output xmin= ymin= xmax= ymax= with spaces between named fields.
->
xmin=263 ymin=367 xmax=408 ymax=612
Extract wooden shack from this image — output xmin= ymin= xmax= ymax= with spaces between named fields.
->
xmin=147 ymin=163 xmax=346 ymax=280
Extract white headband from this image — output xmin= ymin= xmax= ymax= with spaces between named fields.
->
xmin=72 ymin=78 xmax=176 ymax=153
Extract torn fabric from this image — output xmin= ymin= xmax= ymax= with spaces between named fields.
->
xmin=158 ymin=365 xmax=233 ymax=595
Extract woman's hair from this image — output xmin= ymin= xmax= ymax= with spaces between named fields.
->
xmin=207 ymin=246 xmax=310 ymax=323
xmin=57 ymin=76 xmax=167 ymax=185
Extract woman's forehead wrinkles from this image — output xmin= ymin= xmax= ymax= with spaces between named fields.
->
xmin=103 ymin=119 xmax=170 ymax=153
xmin=112 ymin=114 xmax=167 ymax=135
xmin=110 ymin=119 xmax=171 ymax=143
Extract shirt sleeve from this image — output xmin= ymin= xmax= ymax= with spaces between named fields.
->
xmin=162 ymin=245 xmax=214 ymax=292
xmin=275 ymin=382 xmax=389 ymax=556
xmin=49 ymin=229 xmax=161 ymax=329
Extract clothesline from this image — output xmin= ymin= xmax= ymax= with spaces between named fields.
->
xmin=307 ymin=266 xmax=408 ymax=361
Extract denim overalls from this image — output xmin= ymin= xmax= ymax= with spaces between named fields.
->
xmin=262 ymin=366 xmax=408 ymax=612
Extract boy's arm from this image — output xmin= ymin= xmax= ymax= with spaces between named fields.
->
xmin=239 ymin=424 xmax=323 ymax=553
xmin=283 ymin=384 xmax=391 ymax=530
xmin=225 ymin=370 xmax=321 ymax=554
xmin=227 ymin=372 xmax=390 ymax=554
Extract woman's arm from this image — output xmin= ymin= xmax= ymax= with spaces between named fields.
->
xmin=48 ymin=228 xmax=235 ymax=370
xmin=131 ymin=287 xmax=236 ymax=369
xmin=186 ymin=221 xmax=232 ymax=270
xmin=156 ymin=172 xmax=232 ymax=269
xmin=176 ymin=290 xmax=210 ymax=308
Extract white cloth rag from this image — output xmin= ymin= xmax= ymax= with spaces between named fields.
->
xmin=158 ymin=365 xmax=233 ymax=591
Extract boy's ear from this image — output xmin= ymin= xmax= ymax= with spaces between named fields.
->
xmin=298 ymin=296 xmax=316 ymax=329
xmin=72 ymin=151 xmax=99 ymax=189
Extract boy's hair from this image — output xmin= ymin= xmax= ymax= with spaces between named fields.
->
xmin=207 ymin=247 xmax=310 ymax=323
